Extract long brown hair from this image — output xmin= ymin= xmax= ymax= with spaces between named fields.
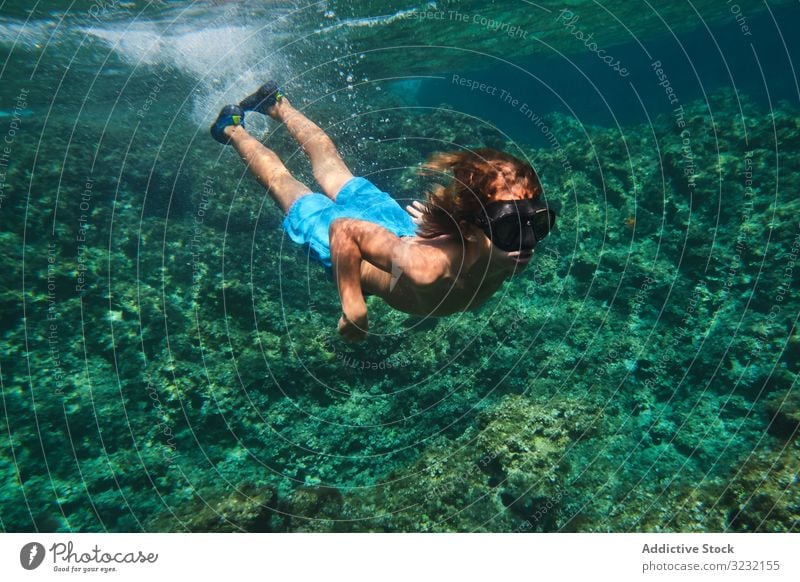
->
xmin=416 ymin=148 xmax=542 ymax=239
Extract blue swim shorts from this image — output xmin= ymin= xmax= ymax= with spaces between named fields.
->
xmin=282 ymin=177 xmax=417 ymax=269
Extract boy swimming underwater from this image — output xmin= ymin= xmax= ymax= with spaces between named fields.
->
xmin=211 ymin=82 xmax=556 ymax=342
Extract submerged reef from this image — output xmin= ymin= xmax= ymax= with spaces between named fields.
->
xmin=0 ymin=83 xmax=797 ymax=532
xmin=276 ymin=393 xmax=593 ymax=532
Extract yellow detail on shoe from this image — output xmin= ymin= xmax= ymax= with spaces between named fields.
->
xmin=232 ymin=115 xmax=241 ymax=125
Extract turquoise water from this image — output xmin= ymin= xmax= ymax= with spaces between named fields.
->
xmin=0 ymin=0 xmax=798 ymax=532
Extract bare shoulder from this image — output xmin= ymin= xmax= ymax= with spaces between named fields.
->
xmin=394 ymin=236 xmax=458 ymax=286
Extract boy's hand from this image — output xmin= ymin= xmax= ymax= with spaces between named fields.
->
xmin=405 ymin=200 xmax=426 ymax=225
xmin=338 ymin=309 xmax=368 ymax=342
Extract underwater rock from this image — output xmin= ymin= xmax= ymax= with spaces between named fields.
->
xmin=149 ymin=484 xmax=276 ymax=532
xmin=722 ymin=445 xmax=800 ymax=532
xmin=279 ymin=486 xmax=346 ymax=532
xmin=764 ymin=389 xmax=800 ymax=441
xmin=331 ymin=393 xmax=593 ymax=532
xmin=472 ymin=394 xmax=595 ymax=529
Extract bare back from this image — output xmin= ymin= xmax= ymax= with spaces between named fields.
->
xmin=358 ymin=235 xmax=507 ymax=317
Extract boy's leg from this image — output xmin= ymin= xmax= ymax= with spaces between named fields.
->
xmin=268 ymin=99 xmax=354 ymax=201
xmin=225 ymin=125 xmax=312 ymax=214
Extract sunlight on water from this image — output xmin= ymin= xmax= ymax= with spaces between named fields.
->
xmin=84 ymin=20 xmax=292 ymax=126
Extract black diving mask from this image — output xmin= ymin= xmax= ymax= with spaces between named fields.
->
xmin=472 ymin=198 xmax=556 ymax=252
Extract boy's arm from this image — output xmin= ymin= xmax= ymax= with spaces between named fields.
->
xmin=329 ymin=218 xmax=402 ymax=341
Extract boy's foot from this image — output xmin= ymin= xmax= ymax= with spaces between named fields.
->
xmin=239 ymin=81 xmax=284 ymax=115
xmin=210 ymin=104 xmax=245 ymax=144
